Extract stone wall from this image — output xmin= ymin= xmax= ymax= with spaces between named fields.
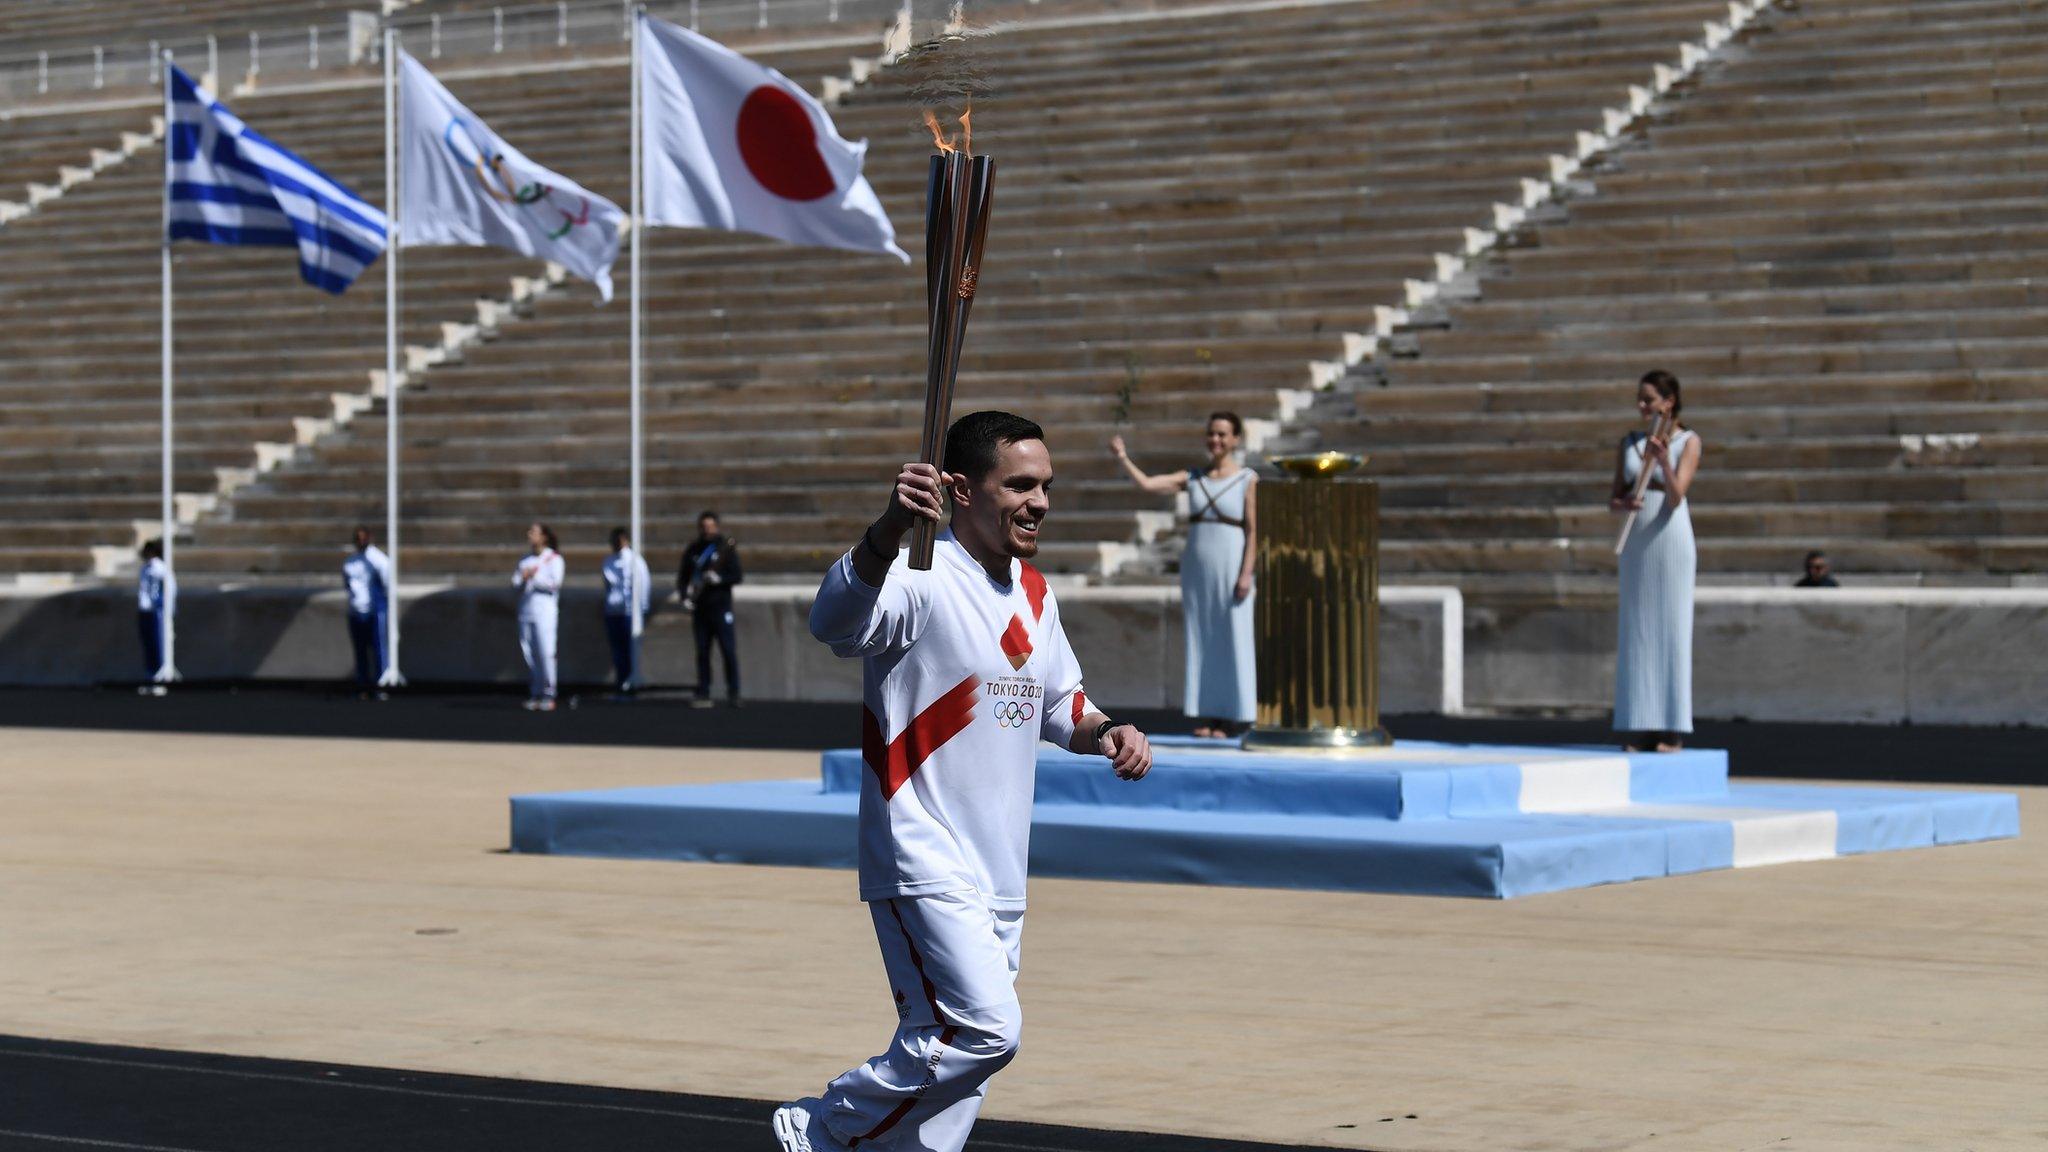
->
xmin=1 ymin=583 xmax=2039 ymax=725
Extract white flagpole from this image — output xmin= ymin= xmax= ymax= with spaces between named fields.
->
xmin=381 ymin=27 xmax=406 ymax=688
xmin=628 ymin=5 xmax=646 ymax=667
xmin=159 ymin=50 xmax=177 ymax=683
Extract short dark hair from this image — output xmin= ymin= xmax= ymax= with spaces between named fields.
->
xmin=944 ymin=410 xmax=1046 ymax=483
xmin=1207 ymin=411 xmax=1243 ymax=437
xmin=140 ymin=539 xmax=163 ymax=561
xmin=698 ymin=510 xmax=719 ymax=524
xmin=353 ymin=524 xmax=371 ymax=542
xmin=610 ymin=526 xmax=629 ymax=548
xmin=1805 ymin=551 xmax=1828 ymax=565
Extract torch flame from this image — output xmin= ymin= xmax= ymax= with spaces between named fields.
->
xmin=923 ymin=103 xmax=975 ymax=154
xmin=923 ymin=109 xmax=956 ymax=153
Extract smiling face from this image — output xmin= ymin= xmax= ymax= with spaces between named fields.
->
xmin=1203 ymin=417 xmax=1240 ymax=463
xmin=1635 ymin=381 xmax=1672 ymax=424
xmin=952 ymin=437 xmax=1053 ymax=564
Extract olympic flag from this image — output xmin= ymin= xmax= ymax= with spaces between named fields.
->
xmin=636 ymin=15 xmax=906 ymax=260
xmin=397 ymin=49 xmax=623 ymax=299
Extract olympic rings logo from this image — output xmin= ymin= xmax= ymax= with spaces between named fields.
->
xmin=993 ymin=700 xmax=1035 ymax=728
xmin=443 ymin=117 xmax=592 ymax=239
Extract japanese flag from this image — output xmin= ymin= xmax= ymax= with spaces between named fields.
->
xmin=637 ymin=16 xmax=908 ymax=261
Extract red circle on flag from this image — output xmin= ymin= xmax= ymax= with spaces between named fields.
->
xmin=735 ymin=85 xmax=836 ymax=202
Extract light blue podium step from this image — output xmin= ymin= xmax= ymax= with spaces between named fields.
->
xmin=818 ymin=740 xmax=1730 ymax=821
xmin=507 ymin=748 xmax=2021 ymax=899
xmin=508 ymin=781 xmax=1682 ymax=897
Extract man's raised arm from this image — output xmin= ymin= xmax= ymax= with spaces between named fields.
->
xmin=808 ymin=462 xmax=948 ymax=657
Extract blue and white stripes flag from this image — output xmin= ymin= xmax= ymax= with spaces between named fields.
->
xmin=165 ymin=65 xmax=387 ymax=294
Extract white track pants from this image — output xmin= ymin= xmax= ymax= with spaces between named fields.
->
xmin=820 ymin=889 xmax=1024 ymax=1152
xmin=518 ymin=604 xmax=558 ymax=700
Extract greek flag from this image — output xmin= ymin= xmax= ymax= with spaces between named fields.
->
xmin=165 ymin=64 xmax=386 ymax=293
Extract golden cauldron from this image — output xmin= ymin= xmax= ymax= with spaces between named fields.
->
xmin=1244 ymin=452 xmax=1391 ymax=749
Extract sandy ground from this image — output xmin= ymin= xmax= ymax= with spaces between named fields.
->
xmin=0 ymin=726 xmax=2040 ymax=1151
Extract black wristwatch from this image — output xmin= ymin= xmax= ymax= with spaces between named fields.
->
xmin=1092 ymin=718 xmax=1128 ymax=744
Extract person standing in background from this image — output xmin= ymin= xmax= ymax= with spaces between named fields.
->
xmin=342 ymin=526 xmax=393 ymax=698
xmin=677 ymin=510 xmax=743 ymax=707
xmin=513 ymin=522 xmax=565 ymax=711
xmin=1795 ymin=551 xmax=1839 ymax=587
xmin=601 ymin=526 xmax=653 ymax=696
xmin=136 ymin=539 xmax=175 ymax=695
xmin=1109 ymin=412 xmax=1258 ymax=738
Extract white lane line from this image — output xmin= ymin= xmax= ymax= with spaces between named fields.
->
xmin=0 ymin=1129 xmax=226 ymax=1152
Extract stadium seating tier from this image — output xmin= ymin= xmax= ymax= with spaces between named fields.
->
xmin=5 ymin=0 xmax=2041 ymax=587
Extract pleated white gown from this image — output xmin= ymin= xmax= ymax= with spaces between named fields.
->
xmin=1180 ymin=469 xmax=1257 ymax=723
xmin=1614 ymin=429 xmax=1695 ymax=734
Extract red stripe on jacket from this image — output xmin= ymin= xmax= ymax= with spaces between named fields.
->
xmin=1019 ymin=561 xmax=1047 ymax=621
xmin=861 ymin=674 xmax=983 ymax=799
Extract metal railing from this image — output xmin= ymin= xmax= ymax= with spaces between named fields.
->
xmin=0 ymin=0 xmax=913 ymax=105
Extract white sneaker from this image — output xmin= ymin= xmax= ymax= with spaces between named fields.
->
xmin=771 ymin=1099 xmax=847 ymax=1152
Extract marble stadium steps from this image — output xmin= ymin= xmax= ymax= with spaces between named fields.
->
xmin=1365 ymin=537 xmax=2048 ymax=578
xmin=189 ymin=509 xmax=1140 ymax=550
xmin=0 ymin=53 xmax=812 ymax=575
xmin=217 ymin=475 xmax=1174 ymax=517
xmin=0 ymin=0 xmax=402 ymax=54
xmin=1297 ymin=0 xmax=2048 ymax=581
xmin=0 ymin=107 xmax=149 ymax=201
xmin=178 ymin=542 xmax=1111 ymax=581
xmin=140 ymin=502 xmax=2048 ymax=552
xmin=191 ymin=0 xmax=1727 ymax=578
xmin=229 ymin=448 xmax=2048 ymax=513
xmin=0 ymin=0 xmax=1775 ymax=581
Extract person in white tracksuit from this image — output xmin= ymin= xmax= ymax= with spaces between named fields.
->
xmin=774 ymin=411 xmax=1155 ymax=1152
xmin=512 ymin=522 xmax=565 ymax=711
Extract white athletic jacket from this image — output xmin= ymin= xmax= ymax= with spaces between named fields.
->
xmin=513 ymin=549 xmax=565 ymax=618
xmin=810 ymin=530 xmax=1090 ymax=911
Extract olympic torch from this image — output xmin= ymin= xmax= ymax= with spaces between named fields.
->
xmin=910 ymin=112 xmax=995 ymax=571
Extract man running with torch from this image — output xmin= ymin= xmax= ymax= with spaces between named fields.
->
xmin=774 ymin=410 xmax=1154 ymax=1152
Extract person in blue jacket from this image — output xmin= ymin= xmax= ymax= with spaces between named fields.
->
xmin=342 ymin=526 xmax=394 ymax=697
xmin=137 ymin=538 xmax=175 ymax=694
xmin=601 ymin=526 xmax=653 ymax=695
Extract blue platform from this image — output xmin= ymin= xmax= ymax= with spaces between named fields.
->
xmin=509 ymin=738 xmax=2020 ymax=898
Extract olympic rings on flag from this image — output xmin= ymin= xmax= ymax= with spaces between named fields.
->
xmin=442 ymin=116 xmax=592 ymax=238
